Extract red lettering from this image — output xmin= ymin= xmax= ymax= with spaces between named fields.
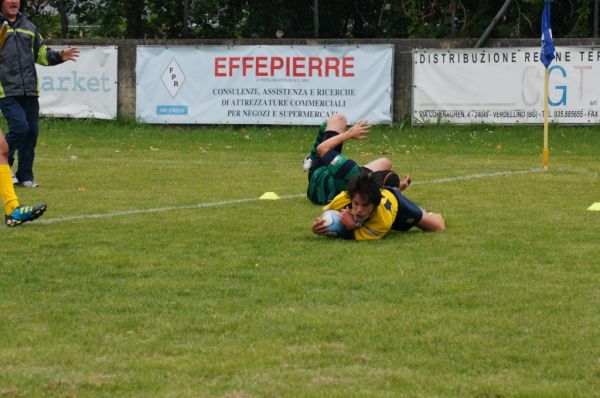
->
xmin=271 ymin=57 xmax=284 ymax=75
xmin=242 ymin=57 xmax=253 ymax=76
xmin=308 ymin=57 xmax=323 ymax=77
xmin=342 ymin=57 xmax=354 ymax=77
xmin=255 ymin=56 xmax=268 ymax=76
xmin=215 ymin=55 xmax=353 ymax=78
xmin=214 ymin=57 xmax=227 ymax=77
xmin=228 ymin=57 xmax=240 ymax=76
xmin=325 ymin=57 xmax=340 ymax=77
xmin=293 ymin=57 xmax=306 ymax=77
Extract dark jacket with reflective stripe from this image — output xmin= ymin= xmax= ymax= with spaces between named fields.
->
xmin=0 ymin=12 xmax=63 ymax=98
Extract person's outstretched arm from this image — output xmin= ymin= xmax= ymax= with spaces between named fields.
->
xmin=316 ymin=120 xmax=371 ymax=157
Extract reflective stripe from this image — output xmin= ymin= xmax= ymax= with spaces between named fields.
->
xmin=15 ymin=28 xmax=34 ymax=39
xmin=365 ymin=227 xmax=383 ymax=237
xmin=37 ymin=45 xmax=49 ymax=65
xmin=0 ymin=15 xmax=61 ymax=97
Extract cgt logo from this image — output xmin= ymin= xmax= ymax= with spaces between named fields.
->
xmin=522 ymin=65 xmax=593 ymax=106
xmin=162 ymin=58 xmax=186 ymax=98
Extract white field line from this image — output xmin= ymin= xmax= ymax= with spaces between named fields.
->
xmin=410 ymin=167 xmax=545 ymax=185
xmin=39 ymin=157 xmax=300 ymax=165
xmin=37 ymin=194 xmax=304 ymax=225
xmin=37 ymin=167 xmax=546 ymax=225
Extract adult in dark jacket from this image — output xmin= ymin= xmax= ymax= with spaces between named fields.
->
xmin=0 ymin=0 xmax=79 ymax=187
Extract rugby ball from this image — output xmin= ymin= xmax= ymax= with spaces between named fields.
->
xmin=320 ymin=210 xmax=345 ymax=237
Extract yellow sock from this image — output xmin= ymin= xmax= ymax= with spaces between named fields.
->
xmin=0 ymin=164 xmax=19 ymax=214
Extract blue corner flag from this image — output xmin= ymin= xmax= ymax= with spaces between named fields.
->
xmin=540 ymin=0 xmax=555 ymax=68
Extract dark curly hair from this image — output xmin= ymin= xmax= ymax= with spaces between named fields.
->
xmin=346 ymin=171 xmax=382 ymax=206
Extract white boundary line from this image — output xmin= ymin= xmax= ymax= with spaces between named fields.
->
xmin=36 ymin=193 xmax=304 ymax=225
xmin=39 ymin=157 xmax=299 ymax=165
xmin=410 ymin=167 xmax=545 ymax=185
xmin=37 ymin=167 xmax=547 ymax=225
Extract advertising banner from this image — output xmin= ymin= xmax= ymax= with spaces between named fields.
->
xmin=413 ymin=47 xmax=600 ymax=124
xmin=136 ymin=45 xmax=393 ymax=125
xmin=37 ymin=45 xmax=118 ymax=119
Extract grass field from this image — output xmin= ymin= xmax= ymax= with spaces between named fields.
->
xmin=1 ymin=119 xmax=599 ymax=397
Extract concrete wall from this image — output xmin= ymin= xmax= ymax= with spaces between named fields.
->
xmin=49 ymin=38 xmax=600 ymax=123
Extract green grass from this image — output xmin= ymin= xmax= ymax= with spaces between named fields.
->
xmin=1 ymin=119 xmax=599 ymax=397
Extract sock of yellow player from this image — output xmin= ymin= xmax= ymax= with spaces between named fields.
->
xmin=0 ymin=164 xmax=19 ymax=214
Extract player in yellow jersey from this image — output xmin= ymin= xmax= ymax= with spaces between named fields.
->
xmin=312 ymin=172 xmax=444 ymax=240
xmin=0 ymin=128 xmax=46 ymax=227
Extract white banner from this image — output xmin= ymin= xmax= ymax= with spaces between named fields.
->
xmin=37 ymin=45 xmax=118 ymax=119
xmin=413 ymin=47 xmax=600 ymax=124
xmin=136 ymin=45 xmax=393 ymax=125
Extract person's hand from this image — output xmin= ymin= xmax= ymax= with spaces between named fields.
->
xmin=340 ymin=207 xmax=356 ymax=230
xmin=345 ymin=119 xmax=371 ymax=140
xmin=312 ymin=216 xmax=329 ymax=236
xmin=400 ymin=174 xmax=411 ymax=191
xmin=60 ymin=47 xmax=80 ymax=62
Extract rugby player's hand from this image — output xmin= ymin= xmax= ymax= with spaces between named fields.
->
xmin=340 ymin=207 xmax=356 ymax=230
xmin=312 ymin=217 xmax=329 ymax=236
xmin=345 ymin=120 xmax=371 ymax=140
xmin=400 ymin=174 xmax=411 ymax=191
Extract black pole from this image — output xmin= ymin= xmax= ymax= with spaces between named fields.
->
xmin=314 ymin=0 xmax=319 ymax=38
xmin=183 ymin=0 xmax=189 ymax=38
xmin=59 ymin=0 xmax=69 ymax=38
xmin=450 ymin=0 xmax=456 ymax=38
xmin=594 ymin=0 xmax=599 ymax=37
xmin=475 ymin=0 xmax=513 ymax=48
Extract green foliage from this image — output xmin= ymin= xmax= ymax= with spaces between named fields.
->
xmin=73 ymin=0 xmax=127 ymax=38
xmin=29 ymin=12 xmax=62 ymax=39
xmin=1 ymin=119 xmax=600 ymax=396
xmin=567 ymin=0 xmax=593 ymax=37
xmin=21 ymin=0 xmax=598 ymax=39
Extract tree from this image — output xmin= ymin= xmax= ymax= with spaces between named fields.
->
xmin=58 ymin=0 xmax=68 ymax=38
xmin=21 ymin=0 xmax=595 ymax=40
xmin=125 ymin=0 xmax=145 ymax=38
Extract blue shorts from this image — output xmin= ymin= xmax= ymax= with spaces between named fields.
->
xmin=387 ymin=187 xmax=423 ymax=231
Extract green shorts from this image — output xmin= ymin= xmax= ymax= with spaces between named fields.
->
xmin=306 ymin=151 xmax=362 ymax=205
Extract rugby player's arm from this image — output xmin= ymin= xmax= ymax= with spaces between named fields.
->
xmin=338 ymin=208 xmax=356 ymax=240
xmin=323 ymin=194 xmax=356 ymax=240
xmin=316 ymin=121 xmax=370 ymax=157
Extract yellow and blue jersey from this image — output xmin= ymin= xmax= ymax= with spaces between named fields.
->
xmin=324 ymin=188 xmax=423 ymax=241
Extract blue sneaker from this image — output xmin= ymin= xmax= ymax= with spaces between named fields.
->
xmin=5 ymin=203 xmax=47 ymax=227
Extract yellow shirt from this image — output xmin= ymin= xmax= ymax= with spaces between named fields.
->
xmin=324 ymin=190 xmax=399 ymax=240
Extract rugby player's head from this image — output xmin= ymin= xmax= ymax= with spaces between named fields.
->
xmin=346 ymin=172 xmax=382 ymax=223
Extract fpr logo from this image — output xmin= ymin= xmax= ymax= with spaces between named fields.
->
xmin=162 ymin=58 xmax=186 ymax=98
